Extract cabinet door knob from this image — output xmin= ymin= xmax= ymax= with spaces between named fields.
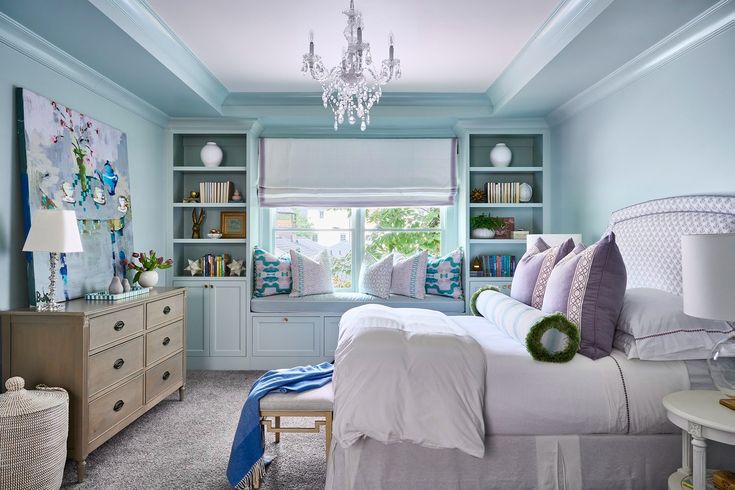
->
xmin=113 ymin=400 xmax=125 ymax=412
xmin=163 ymin=306 xmax=171 ymax=315
xmin=162 ymin=336 xmax=171 ymax=346
xmin=113 ymin=358 xmax=125 ymax=370
xmin=113 ymin=320 xmax=125 ymax=331
xmin=162 ymin=371 xmax=171 ymax=381
xmin=283 ymin=317 xmax=289 ymax=322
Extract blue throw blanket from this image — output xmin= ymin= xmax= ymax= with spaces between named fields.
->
xmin=226 ymin=362 xmax=334 ymax=489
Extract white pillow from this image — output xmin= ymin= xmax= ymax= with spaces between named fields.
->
xmin=359 ymin=253 xmax=393 ymax=299
xmin=391 ymin=251 xmax=428 ymax=299
xmin=289 ymin=249 xmax=334 ymax=298
xmin=617 ymin=288 xmax=734 ymax=360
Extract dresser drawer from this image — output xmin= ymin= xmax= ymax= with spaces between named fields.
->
xmin=88 ymin=337 xmax=144 ymax=396
xmin=146 ymin=294 xmax=184 ymax=328
xmin=146 ymin=320 xmax=183 ymax=366
xmin=252 ymin=316 xmax=321 ymax=357
xmin=145 ymin=352 xmax=183 ymax=403
xmin=89 ymin=305 xmax=144 ymax=351
xmin=88 ymin=374 xmax=143 ymax=442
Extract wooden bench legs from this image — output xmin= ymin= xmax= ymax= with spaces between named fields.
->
xmin=260 ymin=410 xmax=333 ymax=461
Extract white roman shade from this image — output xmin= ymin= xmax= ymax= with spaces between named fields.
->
xmin=258 ymin=138 xmax=457 ymax=207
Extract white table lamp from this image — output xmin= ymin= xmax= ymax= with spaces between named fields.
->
xmin=23 ymin=209 xmax=83 ymax=310
xmin=682 ymin=233 xmax=735 ymax=399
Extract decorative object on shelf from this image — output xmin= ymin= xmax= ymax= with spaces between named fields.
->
xmin=183 ymin=191 xmax=200 ymax=204
xmin=473 ymin=255 xmax=517 ymax=278
xmin=200 ymin=141 xmax=223 ymax=167
xmin=512 ymin=230 xmax=530 ymax=241
xmin=682 ymin=233 xmax=735 ymax=401
xmin=0 ymin=377 xmax=69 ymax=490
xmin=121 ymin=278 xmax=131 ymax=292
xmin=486 ymin=182 xmax=526 ymax=203
xmin=493 ymin=217 xmax=516 ymax=239
xmin=221 ymin=211 xmax=246 ymax=239
xmin=301 ymin=0 xmax=401 ymax=131
xmin=122 ymin=250 xmax=173 ymax=287
xmin=85 ymin=286 xmax=149 ymax=301
xmin=200 ymin=181 xmax=233 ymax=204
xmin=470 ymin=187 xmax=487 ymax=203
xmin=22 ymin=210 xmax=84 ymax=311
xmin=470 ymin=214 xmax=505 ymax=239
xmin=231 ymin=189 xmax=244 ymax=202
xmin=471 ymin=257 xmax=483 ymax=274
xmin=200 ymin=254 xmax=233 ymax=277
xmin=519 ymin=182 xmax=533 ymax=203
xmin=207 ymin=229 xmax=223 ymax=239
xmin=17 ymin=88 xmax=134 ymax=303
xmin=227 ymin=258 xmax=245 ymax=277
xmin=489 ymin=143 xmax=512 ymax=167
xmin=185 ymin=258 xmax=202 ymax=276
xmin=192 ymin=208 xmax=206 ymax=239
xmin=107 ymin=277 xmax=123 ymax=295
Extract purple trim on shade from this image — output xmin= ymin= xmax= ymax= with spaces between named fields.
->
xmin=258 ymin=138 xmax=266 ymax=207
xmin=449 ymin=138 xmax=458 ymax=205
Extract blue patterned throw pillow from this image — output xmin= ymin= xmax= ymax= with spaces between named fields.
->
xmin=253 ymin=247 xmax=292 ymax=297
xmin=425 ymin=248 xmax=464 ymax=299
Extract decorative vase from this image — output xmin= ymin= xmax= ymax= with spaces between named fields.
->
xmin=138 ymin=270 xmax=159 ymax=288
xmin=200 ymin=142 xmax=223 ymax=168
xmin=108 ymin=277 xmax=123 ymax=294
xmin=471 ymin=228 xmax=495 ymax=239
xmin=708 ymin=335 xmax=735 ymax=398
xmin=490 ymin=143 xmax=512 ymax=167
xmin=519 ymin=183 xmax=533 ymax=203
xmin=121 ymin=278 xmax=131 ymax=292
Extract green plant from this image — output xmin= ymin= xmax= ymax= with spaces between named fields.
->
xmin=123 ymin=250 xmax=173 ymax=284
xmin=470 ymin=213 xmax=505 ymax=231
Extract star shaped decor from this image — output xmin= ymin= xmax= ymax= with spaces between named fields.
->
xmin=184 ymin=258 xmax=202 ymax=276
xmin=227 ymin=258 xmax=244 ymax=277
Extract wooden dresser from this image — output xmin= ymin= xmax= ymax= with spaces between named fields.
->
xmin=1 ymin=287 xmax=186 ymax=482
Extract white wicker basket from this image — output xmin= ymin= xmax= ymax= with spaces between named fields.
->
xmin=0 ymin=377 xmax=69 ymax=490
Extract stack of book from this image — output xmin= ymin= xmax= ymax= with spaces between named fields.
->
xmin=200 ymin=254 xmax=231 ymax=277
xmin=470 ymin=255 xmax=516 ymax=278
xmin=199 ymin=181 xmax=233 ymax=203
xmin=486 ymin=182 xmax=525 ymax=204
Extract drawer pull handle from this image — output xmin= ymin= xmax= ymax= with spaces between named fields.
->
xmin=113 ymin=400 xmax=125 ymax=412
xmin=113 ymin=321 xmax=125 ymax=331
xmin=162 ymin=371 xmax=171 ymax=381
xmin=283 ymin=317 xmax=288 ymax=322
xmin=113 ymin=358 xmax=125 ymax=370
xmin=163 ymin=306 xmax=171 ymax=315
xmin=162 ymin=337 xmax=171 ymax=346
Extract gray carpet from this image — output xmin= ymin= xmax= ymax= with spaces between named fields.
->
xmin=62 ymin=371 xmax=327 ymax=489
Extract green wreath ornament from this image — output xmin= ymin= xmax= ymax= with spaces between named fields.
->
xmin=526 ymin=313 xmax=580 ymax=363
xmin=469 ymin=285 xmax=501 ymax=316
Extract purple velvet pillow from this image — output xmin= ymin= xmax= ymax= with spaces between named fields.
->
xmin=541 ymin=232 xmax=627 ymax=360
xmin=510 ymin=237 xmax=575 ymax=308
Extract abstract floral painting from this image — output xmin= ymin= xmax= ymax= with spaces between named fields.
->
xmin=16 ymin=88 xmax=134 ymax=303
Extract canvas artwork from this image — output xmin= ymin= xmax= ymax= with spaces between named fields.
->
xmin=17 ymin=88 xmax=134 ymax=303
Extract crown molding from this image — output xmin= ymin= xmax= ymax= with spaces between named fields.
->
xmin=167 ymin=117 xmax=259 ymax=133
xmin=546 ymin=0 xmax=735 ymax=126
xmin=486 ymin=0 xmax=614 ymax=112
xmin=88 ymin=0 xmax=228 ymax=113
xmin=0 ymin=12 xmax=169 ymax=127
xmin=453 ymin=118 xmax=549 ymax=136
xmin=258 ymin=125 xmax=457 ymax=138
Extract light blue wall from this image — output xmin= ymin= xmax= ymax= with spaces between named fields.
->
xmin=0 ymin=41 xmax=167 ymax=310
xmin=550 ymin=27 xmax=735 ymax=242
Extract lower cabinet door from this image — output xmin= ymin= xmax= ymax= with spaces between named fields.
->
xmin=172 ymin=280 xmax=208 ymax=357
xmin=252 ymin=316 xmax=321 ymax=357
xmin=209 ymin=283 xmax=246 ymax=357
xmin=324 ymin=317 xmax=340 ymax=358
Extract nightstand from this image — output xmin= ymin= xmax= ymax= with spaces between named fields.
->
xmin=663 ymin=390 xmax=735 ymax=490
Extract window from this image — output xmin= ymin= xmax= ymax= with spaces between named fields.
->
xmin=272 ymin=207 xmax=443 ymax=290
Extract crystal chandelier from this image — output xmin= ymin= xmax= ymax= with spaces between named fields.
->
xmin=301 ymin=0 xmax=401 ymax=131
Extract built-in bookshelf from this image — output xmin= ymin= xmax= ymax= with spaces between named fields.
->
xmin=462 ymin=130 xmax=549 ymax=308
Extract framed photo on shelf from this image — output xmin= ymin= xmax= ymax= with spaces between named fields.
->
xmin=493 ymin=217 xmax=515 ymax=239
xmin=221 ymin=211 xmax=246 ymax=238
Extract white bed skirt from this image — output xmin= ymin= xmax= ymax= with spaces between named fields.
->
xmin=326 ymin=433 xmax=735 ymax=490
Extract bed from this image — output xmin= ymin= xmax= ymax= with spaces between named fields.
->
xmin=325 ymin=195 xmax=735 ymax=489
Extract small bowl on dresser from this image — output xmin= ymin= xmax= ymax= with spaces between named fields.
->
xmin=207 ymin=233 xmax=222 ymax=239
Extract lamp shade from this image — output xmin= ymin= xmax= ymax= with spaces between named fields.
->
xmin=681 ymin=233 xmax=735 ymax=321
xmin=22 ymin=209 xmax=83 ymax=253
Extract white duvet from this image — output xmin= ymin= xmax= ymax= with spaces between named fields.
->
xmin=333 ymin=305 xmax=487 ymax=458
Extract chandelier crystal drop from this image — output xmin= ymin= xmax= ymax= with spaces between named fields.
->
xmin=301 ymin=0 xmax=401 ymax=131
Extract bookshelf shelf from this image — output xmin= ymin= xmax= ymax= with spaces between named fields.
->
xmin=172 ymin=276 xmax=247 ymax=282
xmin=469 ymin=239 xmax=526 ymax=245
xmin=469 ymin=166 xmax=542 ymax=173
xmin=173 ymin=166 xmax=246 ymax=172
xmin=173 ymin=202 xmax=247 ymax=208
xmin=173 ymin=238 xmax=247 ymax=244
xmin=469 ymin=203 xmax=543 ymax=208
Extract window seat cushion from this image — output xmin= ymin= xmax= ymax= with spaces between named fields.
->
xmin=250 ymin=292 xmax=465 ymax=314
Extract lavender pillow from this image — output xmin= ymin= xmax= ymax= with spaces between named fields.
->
xmin=541 ymin=232 xmax=627 ymax=360
xmin=391 ymin=251 xmax=428 ymax=299
xmin=510 ymin=237 xmax=575 ymax=308
xmin=359 ymin=253 xmax=393 ymax=299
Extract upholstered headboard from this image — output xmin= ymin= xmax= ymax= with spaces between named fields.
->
xmin=607 ymin=195 xmax=735 ymax=295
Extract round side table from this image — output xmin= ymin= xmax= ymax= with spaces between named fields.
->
xmin=663 ymin=390 xmax=735 ymax=490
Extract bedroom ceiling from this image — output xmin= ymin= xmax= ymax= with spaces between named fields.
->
xmin=145 ymin=0 xmax=560 ymax=93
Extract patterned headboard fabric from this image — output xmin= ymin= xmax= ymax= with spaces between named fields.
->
xmin=607 ymin=195 xmax=735 ymax=295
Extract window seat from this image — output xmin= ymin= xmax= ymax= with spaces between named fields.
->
xmin=250 ymin=292 xmax=465 ymax=315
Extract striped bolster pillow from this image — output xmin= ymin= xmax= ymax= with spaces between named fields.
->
xmin=471 ymin=287 xmax=580 ymax=363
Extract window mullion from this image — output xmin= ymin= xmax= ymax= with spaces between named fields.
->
xmin=353 ymin=208 xmax=364 ymax=291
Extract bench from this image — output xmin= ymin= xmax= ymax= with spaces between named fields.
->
xmin=250 ymin=292 xmax=465 ymax=315
xmin=259 ymin=382 xmax=334 ymax=461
